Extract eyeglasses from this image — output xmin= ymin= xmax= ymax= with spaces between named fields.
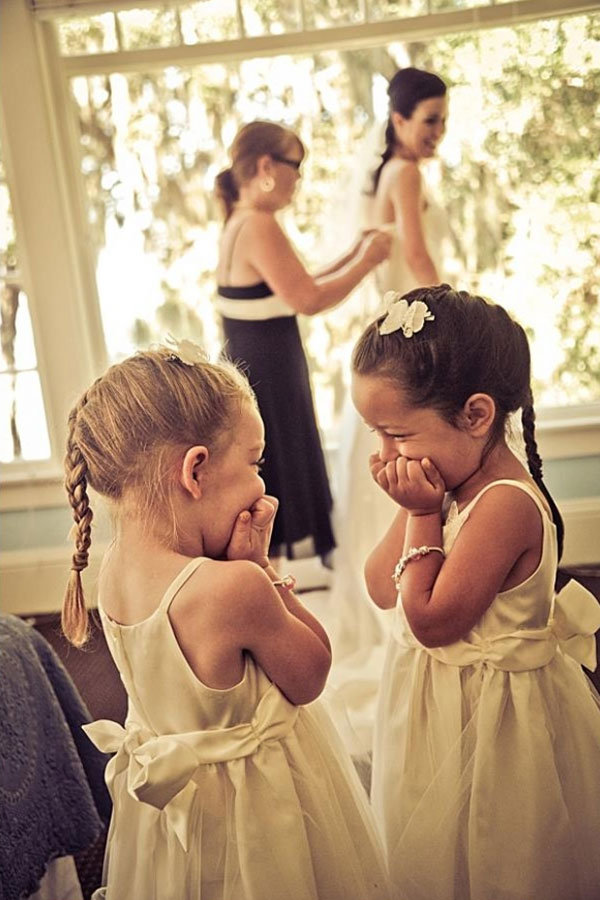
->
xmin=270 ymin=154 xmax=302 ymax=172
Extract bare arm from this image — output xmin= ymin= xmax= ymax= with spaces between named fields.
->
xmin=239 ymin=212 xmax=390 ymax=316
xmin=394 ymin=478 xmax=543 ymax=647
xmin=172 ymin=560 xmax=331 ymax=705
xmin=232 ymin=562 xmax=332 ymax=704
xmin=364 ymin=508 xmax=409 ymax=609
xmin=362 ymin=450 xmax=409 ymax=609
xmin=313 ymin=231 xmax=370 ymax=277
xmin=389 ymin=163 xmax=439 ymax=286
xmin=262 ymin=563 xmax=331 ymax=650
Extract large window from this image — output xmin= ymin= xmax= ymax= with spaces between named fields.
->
xmin=58 ymin=8 xmax=600 ymax=436
xmin=2 ymin=0 xmax=599 ymax=487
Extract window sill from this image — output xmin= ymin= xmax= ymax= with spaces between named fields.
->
xmin=535 ymin=403 xmax=600 ymax=460
xmin=2 ymin=404 xmax=599 ymax=512
xmin=0 ymin=463 xmax=66 ymax=511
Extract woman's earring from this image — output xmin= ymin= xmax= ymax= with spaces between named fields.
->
xmin=260 ymin=175 xmax=275 ymax=193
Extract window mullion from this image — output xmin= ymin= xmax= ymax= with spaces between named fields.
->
xmin=235 ymin=0 xmax=246 ymax=39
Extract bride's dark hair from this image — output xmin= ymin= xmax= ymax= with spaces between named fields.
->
xmin=370 ymin=67 xmax=447 ymax=193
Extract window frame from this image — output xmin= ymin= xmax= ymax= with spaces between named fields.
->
xmin=1 ymin=0 xmax=599 ymax=512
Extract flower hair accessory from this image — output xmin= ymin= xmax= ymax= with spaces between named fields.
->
xmin=164 ymin=335 xmax=207 ymax=367
xmin=379 ymin=291 xmax=435 ymax=337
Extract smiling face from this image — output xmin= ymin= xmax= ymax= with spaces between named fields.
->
xmin=351 ymin=373 xmax=484 ymax=491
xmin=198 ymin=402 xmax=267 ymax=557
xmin=392 ymin=95 xmax=447 ymax=161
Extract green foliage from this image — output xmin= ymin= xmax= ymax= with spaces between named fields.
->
xmin=67 ymin=11 xmax=600 ymax=416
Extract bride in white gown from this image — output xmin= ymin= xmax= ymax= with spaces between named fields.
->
xmin=328 ymin=68 xmax=455 ymax=753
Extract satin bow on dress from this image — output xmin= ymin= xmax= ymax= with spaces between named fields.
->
xmin=393 ymin=577 xmax=600 ymax=673
xmin=84 ymin=683 xmax=298 ymax=851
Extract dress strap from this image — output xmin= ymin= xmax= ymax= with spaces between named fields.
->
xmin=461 ymin=478 xmax=553 ymax=524
xmin=158 ymin=557 xmax=209 ymax=612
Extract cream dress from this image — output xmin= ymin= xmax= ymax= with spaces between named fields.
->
xmin=372 ymin=479 xmax=600 ymax=900
xmin=84 ymin=558 xmax=391 ymax=900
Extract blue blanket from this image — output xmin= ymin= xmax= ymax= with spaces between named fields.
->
xmin=0 ymin=614 xmax=110 ymax=900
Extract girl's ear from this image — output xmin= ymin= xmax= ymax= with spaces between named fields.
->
xmin=180 ymin=445 xmax=209 ymax=499
xmin=461 ymin=393 xmax=496 ymax=436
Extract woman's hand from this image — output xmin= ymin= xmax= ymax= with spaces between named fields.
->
xmin=359 ymin=230 xmax=392 ymax=267
xmin=371 ymin=453 xmax=445 ymax=515
xmin=226 ymin=495 xmax=279 ymax=568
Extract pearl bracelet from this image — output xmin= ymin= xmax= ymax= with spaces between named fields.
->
xmin=392 ymin=545 xmax=445 ymax=589
xmin=272 ymin=574 xmax=297 ymax=591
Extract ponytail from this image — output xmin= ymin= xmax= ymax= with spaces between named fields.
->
xmin=370 ymin=119 xmax=396 ymax=195
xmin=521 ymin=397 xmax=564 ymax=560
xmin=214 ymin=167 xmax=239 ymax=221
xmin=63 ymin=398 xmax=94 ymax=646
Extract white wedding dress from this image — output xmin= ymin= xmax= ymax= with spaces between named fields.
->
xmin=327 ymin=157 xmax=453 ymax=755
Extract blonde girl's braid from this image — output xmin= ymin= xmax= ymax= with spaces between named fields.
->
xmin=63 ymin=392 xmax=94 ymax=647
xmin=521 ymin=392 xmax=564 ymax=560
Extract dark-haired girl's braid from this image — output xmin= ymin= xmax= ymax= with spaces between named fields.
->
xmin=521 ymin=395 xmax=564 ymax=560
xmin=370 ymin=120 xmax=396 ymax=194
xmin=63 ymin=394 xmax=94 ymax=646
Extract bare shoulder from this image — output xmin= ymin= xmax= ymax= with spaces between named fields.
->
xmin=465 ymin=481 xmax=544 ymax=544
xmin=172 ymin=558 xmax=267 ymax=621
xmin=382 ymin=158 xmax=420 ymax=186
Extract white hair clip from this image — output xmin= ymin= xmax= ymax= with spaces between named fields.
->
xmin=164 ymin=335 xmax=206 ymax=367
xmin=379 ymin=291 xmax=435 ymax=337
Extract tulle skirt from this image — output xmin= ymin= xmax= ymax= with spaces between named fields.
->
xmin=372 ymin=643 xmax=600 ymax=900
xmin=94 ymin=702 xmax=391 ymax=900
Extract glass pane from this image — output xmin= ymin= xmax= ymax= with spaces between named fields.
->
xmin=56 ymin=13 xmax=118 ymax=55
xmin=242 ymin=0 xmax=301 ymax=37
xmin=429 ymin=0 xmax=484 ymax=10
xmin=407 ymin=14 xmax=600 ymax=406
xmin=68 ymin=13 xmax=600 ymax=423
xmin=0 ymin=372 xmax=51 ymax=464
xmin=116 ymin=7 xmax=181 ymax=50
xmin=0 ymin=154 xmax=51 ymax=463
xmin=0 ymin=292 xmax=38 ymax=374
xmin=179 ymin=0 xmax=241 ymax=43
xmin=368 ymin=0 xmax=428 ymax=20
xmin=301 ymin=0 xmax=363 ymax=29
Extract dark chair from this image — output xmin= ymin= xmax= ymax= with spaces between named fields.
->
xmin=0 ymin=615 xmax=111 ymax=900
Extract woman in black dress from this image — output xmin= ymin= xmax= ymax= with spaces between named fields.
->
xmin=215 ymin=120 xmax=390 ymax=561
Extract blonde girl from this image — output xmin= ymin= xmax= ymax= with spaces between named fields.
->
xmin=63 ymin=345 xmax=390 ymax=900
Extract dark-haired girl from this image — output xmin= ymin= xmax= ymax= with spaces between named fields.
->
xmin=214 ymin=120 xmax=391 ymax=562
xmin=352 ymin=284 xmax=600 ymax=900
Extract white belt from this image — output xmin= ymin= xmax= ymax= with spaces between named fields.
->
xmin=392 ymin=579 xmax=600 ymax=673
xmin=216 ymin=296 xmax=295 ymax=321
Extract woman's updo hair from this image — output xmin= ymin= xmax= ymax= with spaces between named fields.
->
xmin=63 ymin=348 xmax=256 ymax=646
xmin=371 ymin=67 xmax=447 ymax=192
xmin=352 ymin=284 xmax=564 ymax=557
xmin=215 ymin=120 xmax=305 ymax=220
